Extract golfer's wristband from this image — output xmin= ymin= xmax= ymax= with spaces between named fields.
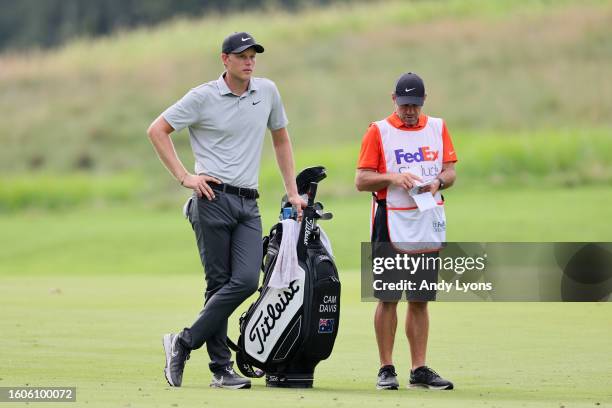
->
xmin=436 ymin=177 xmax=445 ymax=190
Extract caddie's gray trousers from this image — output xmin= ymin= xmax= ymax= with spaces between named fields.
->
xmin=179 ymin=191 xmax=262 ymax=373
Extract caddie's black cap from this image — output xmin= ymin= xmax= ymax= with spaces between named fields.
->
xmin=222 ymin=32 xmax=264 ymax=54
xmin=395 ymin=72 xmax=425 ymax=106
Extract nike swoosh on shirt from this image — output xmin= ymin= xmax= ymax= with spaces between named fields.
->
xmin=241 ymin=37 xmax=251 ymax=42
xmin=252 ymin=100 xmax=262 ymax=105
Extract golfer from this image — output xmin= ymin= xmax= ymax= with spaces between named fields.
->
xmin=147 ymin=32 xmax=304 ymax=389
xmin=355 ymin=72 xmax=456 ymax=390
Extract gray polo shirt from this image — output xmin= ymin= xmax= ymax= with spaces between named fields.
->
xmin=162 ymin=73 xmax=289 ymax=189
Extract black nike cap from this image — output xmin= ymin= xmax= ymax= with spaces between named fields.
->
xmin=222 ymin=32 xmax=264 ymax=54
xmin=395 ymin=72 xmax=425 ymax=106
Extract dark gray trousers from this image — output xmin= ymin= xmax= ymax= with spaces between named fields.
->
xmin=181 ymin=191 xmax=262 ymax=373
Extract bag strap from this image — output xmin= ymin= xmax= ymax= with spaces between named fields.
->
xmin=261 ymin=235 xmax=270 ymax=272
xmin=226 ymin=338 xmax=265 ymax=378
xmin=227 ymin=337 xmax=239 ymax=352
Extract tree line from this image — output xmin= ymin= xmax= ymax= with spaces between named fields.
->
xmin=0 ymin=0 xmax=348 ymax=52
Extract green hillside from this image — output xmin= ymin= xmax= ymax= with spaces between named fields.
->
xmin=1 ymin=0 xmax=612 ymax=213
xmin=1 ymin=0 xmax=611 ymax=182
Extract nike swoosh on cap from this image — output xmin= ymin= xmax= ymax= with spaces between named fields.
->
xmin=241 ymin=37 xmax=251 ymax=42
xmin=405 ymin=88 xmax=416 ymax=92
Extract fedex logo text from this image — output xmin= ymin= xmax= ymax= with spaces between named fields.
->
xmin=394 ymin=147 xmax=439 ymax=164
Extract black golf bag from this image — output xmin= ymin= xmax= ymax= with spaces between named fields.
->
xmin=228 ymin=166 xmax=341 ymax=388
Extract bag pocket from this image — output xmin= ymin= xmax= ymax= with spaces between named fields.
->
xmin=301 ymin=256 xmax=341 ymax=361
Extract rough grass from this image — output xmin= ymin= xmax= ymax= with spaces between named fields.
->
xmin=0 ymin=173 xmax=142 ymax=212
xmin=0 ymin=0 xmax=611 ymax=174
xmin=1 ymin=127 xmax=611 ymax=212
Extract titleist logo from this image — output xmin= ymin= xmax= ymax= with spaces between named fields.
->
xmin=303 ymin=218 xmax=314 ymax=246
xmin=248 ymin=281 xmax=301 ymax=354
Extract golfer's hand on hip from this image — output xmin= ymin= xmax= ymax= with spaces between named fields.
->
xmin=389 ymin=172 xmax=422 ymax=190
xmin=182 ymin=174 xmax=222 ymax=200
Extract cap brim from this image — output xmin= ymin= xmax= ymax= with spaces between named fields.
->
xmin=231 ymin=44 xmax=265 ymax=54
xmin=395 ymin=95 xmax=424 ymax=106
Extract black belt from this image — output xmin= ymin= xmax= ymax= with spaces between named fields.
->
xmin=210 ymin=183 xmax=259 ymax=199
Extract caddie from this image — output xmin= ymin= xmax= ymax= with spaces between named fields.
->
xmin=355 ymin=72 xmax=457 ymax=390
xmin=147 ymin=31 xmax=305 ymax=389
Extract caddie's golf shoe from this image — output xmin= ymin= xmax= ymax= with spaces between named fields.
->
xmin=408 ymin=366 xmax=454 ymax=390
xmin=376 ymin=364 xmax=399 ymax=390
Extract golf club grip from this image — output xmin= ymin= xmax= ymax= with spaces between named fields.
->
xmin=296 ymin=183 xmax=318 ymax=261
xmin=307 ymin=182 xmax=318 ymax=206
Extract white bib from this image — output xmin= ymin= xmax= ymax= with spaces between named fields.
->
xmin=375 ymin=117 xmax=446 ymax=252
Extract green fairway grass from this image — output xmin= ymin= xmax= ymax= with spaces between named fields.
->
xmin=1 ymin=274 xmax=610 ymax=408
xmin=1 ymin=187 xmax=611 ymax=407
xmin=1 ymin=186 xmax=611 ymax=275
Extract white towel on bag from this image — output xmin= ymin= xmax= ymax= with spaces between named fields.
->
xmin=267 ymin=219 xmax=334 ymax=288
xmin=268 ymin=219 xmax=305 ymax=288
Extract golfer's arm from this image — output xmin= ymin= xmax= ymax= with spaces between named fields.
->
xmin=355 ymin=169 xmax=392 ymax=192
xmin=147 ymin=116 xmax=190 ymax=183
xmin=271 ymin=127 xmax=299 ymax=197
xmin=437 ymin=162 xmax=457 ymax=189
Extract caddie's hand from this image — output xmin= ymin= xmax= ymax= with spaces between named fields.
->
xmin=389 ymin=172 xmax=422 ymax=190
xmin=287 ymin=194 xmax=307 ymax=222
xmin=418 ymin=179 xmax=441 ymax=195
xmin=181 ymin=174 xmax=222 ymax=200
